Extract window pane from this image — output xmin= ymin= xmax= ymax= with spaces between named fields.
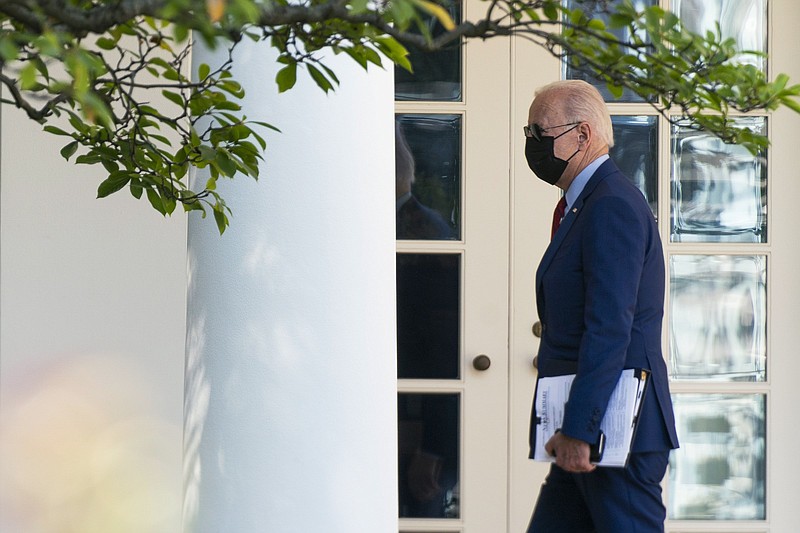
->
xmin=398 ymin=393 xmax=460 ymax=518
xmin=669 ymin=255 xmax=766 ymax=382
xmin=610 ymin=115 xmax=658 ymax=216
xmin=396 ymin=115 xmax=461 ymax=240
xmin=669 ymin=394 xmax=766 ymax=520
xmin=563 ymin=0 xmax=657 ymax=102
xmin=394 ymin=0 xmax=462 ymax=101
xmin=670 ymin=117 xmax=767 ymax=243
xmin=397 ymin=253 xmax=460 ymax=379
xmin=673 ymin=0 xmax=767 ymax=71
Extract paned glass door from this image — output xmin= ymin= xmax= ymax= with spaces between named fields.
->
xmin=395 ymin=0 xmax=511 ymax=530
xmin=511 ymin=0 xmax=800 ymax=531
xmin=395 ymin=0 xmax=800 ymax=530
xmin=563 ymin=0 xmax=773 ymax=528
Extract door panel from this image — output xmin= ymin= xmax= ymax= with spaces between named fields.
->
xmin=395 ymin=0 xmax=510 ymax=530
xmin=511 ymin=2 xmax=800 ymax=532
xmin=401 ymin=0 xmax=800 ymax=530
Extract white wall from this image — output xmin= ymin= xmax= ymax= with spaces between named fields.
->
xmin=0 ymin=102 xmax=187 ymax=532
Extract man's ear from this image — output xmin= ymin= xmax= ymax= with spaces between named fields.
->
xmin=577 ymin=122 xmax=592 ymax=145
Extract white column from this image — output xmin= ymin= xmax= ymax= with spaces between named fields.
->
xmin=183 ymin=42 xmax=397 ymax=532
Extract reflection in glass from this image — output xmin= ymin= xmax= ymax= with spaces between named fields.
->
xmin=669 ymin=394 xmax=765 ymax=520
xmin=394 ymin=0 xmax=462 ymax=101
xmin=671 ymin=117 xmax=767 ymax=242
xmin=674 ymin=0 xmax=767 ymax=71
xmin=669 ymin=255 xmax=766 ymax=382
xmin=398 ymin=393 xmax=460 ymax=519
xmin=563 ymin=0 xmax=656 ymax=102
xmin=397 ymin=253 xmax=460 ymax=379
xmin=396 ymin=115 xmax=461 ymax=240
xmin=610 ymin=115 xmax=658 ymax=216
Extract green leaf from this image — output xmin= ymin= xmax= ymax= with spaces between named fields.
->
xmin=182 ymin=200 xmax=206 ymax=214
xmin=307 ymin=64 xmax=334 ymax=92
xmin=587 ymin=18 xmax=606 ymax=31
xmin=146 ymin=188 xmax=168 ymax=215
xmin=60 ymin=141 xmax=79 ymax=160
xmin=219 ymin=80 xmax=245 ymax=98
xmin=101 ymin=159 xmax=120 ymax=174
xmin=542 ymin=1 xmax=559 ymax=21
xmin=45 ymin=126 xmax=71 ymax=137
xmin=19 ymin=62 xmax=39 ymax=90
xmin=173 ymin=25 xmax=190 ymax=43
xmin=81 ymin=92 xmax=114 ymax=129
xmin=374 ymin=37 xmax=409 ymax=72
xmin=320 ymin=63 xmax=340 ymax=86
xmin=97 ymin=172 xmax=131 ymax=198
xmin=276 ymin=63 xmax=297 ymax=92
xmin=215 ymin=150 xmax=238 ymax=176
xmin=162 ymin=90 xmax=185 ymax=107
xmin=350 ymin=0 xmax=369 ymax=14
xmin=608 ymin=13 xmax=633 ymax=29
xmin=780 ymin=95 xmax=800 ymax=114
xmin=198 ymin=145 xmax=217 ymax=162
xmin=198 ymin=63 xmax=211 ymax=80
xmin=130 ymin=181 xmax=144 ymax=199
xmin=607 ymin=82 xmax=624 ymax=99
xmin=96 ymin=37 xmax=118 ymax=50
xmin=213 ymin=206 xmax=228 ymax=234
xmin=0 ymin=37 xmax=18 ymax=61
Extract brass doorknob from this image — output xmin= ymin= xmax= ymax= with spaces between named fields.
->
xmin=472 ymin=354 xmax=491 ymax=371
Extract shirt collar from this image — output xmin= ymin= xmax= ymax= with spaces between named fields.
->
xmin=565 ymin=154 xmax=609 ymax=210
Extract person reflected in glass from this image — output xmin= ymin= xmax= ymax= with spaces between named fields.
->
xmin=395 ymin=123 xmax=456 ymax=240
xmin=524 ymin=80 xmax=679 ymax=532
xmin=398 ymin=394 xmax=459 ymax=519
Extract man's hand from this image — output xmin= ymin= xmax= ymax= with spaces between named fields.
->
xmin=545 ymin=432 xmax=597 ymax=473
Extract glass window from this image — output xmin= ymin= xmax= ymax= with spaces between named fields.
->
xmin=394 ymin=0 xmax=462 ymax=101
xmin=397 ymin=253 xmax=460 ymax=379
xmin=669 ymin=255 xmax=766 ymax=382
xmin=396 ymin=115 xmax=461 ymax=241
xmin=398 ymin=393 xmax=460 ymax=518
xmin=672 ymin=0 xmax=767 ymax=71
xmin=669 ymin=394 xmax=766 ymax=520
xmin=610 ymin=115 xmax=658 ymax=216
xmin=670 ymin=117 xmax=767 ymax=243
xmin=563 ymin=0 xmax=657 ymax=102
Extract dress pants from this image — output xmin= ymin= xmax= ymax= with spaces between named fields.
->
xmin=527 ymin=451 xmax=669 ymax=533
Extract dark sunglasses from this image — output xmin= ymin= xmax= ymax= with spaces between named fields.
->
xmin=523 ymin=121 xmax=581 ymax=142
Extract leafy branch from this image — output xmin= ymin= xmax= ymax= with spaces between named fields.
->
xmin=0 ymin=0 xmax=798 ymax=232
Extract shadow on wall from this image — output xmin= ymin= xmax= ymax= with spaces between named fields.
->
xmin=0 ymin=353 xmax=182 ymax=532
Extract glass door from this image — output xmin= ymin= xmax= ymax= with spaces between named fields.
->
xmin=395 ymin=0 xmax=511 ymax=530
xmin=510 ymin=1 xmax=800 ymax=531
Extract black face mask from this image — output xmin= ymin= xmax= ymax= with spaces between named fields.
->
xmin=525 ymin=127 xmax=580 ymax=185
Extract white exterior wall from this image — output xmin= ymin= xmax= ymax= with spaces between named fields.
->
xmin=0 ymin=103 xmax=187 ymax=530
xmin=183 ymin=42 xmax=397 ymax=532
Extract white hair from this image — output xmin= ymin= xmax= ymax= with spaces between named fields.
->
xmin=535 ymin=80 xmax=615 ymax=147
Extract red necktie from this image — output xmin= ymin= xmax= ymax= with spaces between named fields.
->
xmin=551 ymin=196 xmax=567 ymax=240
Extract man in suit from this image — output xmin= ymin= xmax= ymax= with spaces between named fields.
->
xmin=525 ymin=80 xmax=679 ymax=532
xmin=395 ymin=122 xmax=456 ymax=240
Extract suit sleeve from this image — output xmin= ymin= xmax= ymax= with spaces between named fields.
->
xmin=560 ymin=193 xmax=648 ymax=444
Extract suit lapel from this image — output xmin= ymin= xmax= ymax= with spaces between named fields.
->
xmin=535 ymin=159 xmax=619 ymax=298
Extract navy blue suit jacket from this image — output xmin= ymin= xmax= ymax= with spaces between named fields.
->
xmin=529 ymin=159 xmax=679 ymax=457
